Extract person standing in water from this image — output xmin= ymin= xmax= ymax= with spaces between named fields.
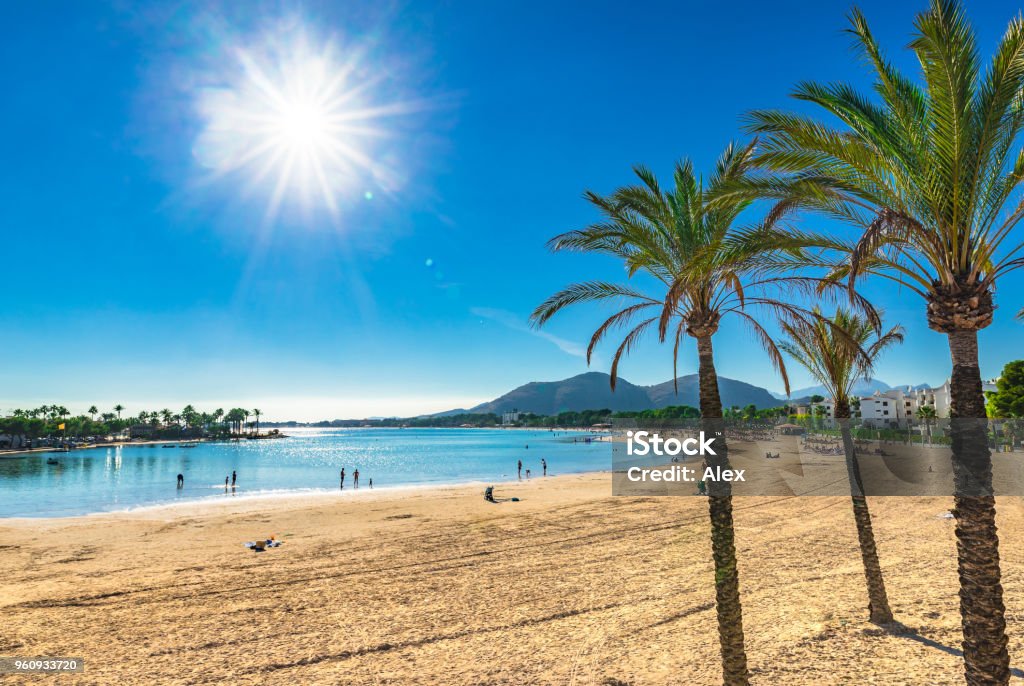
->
xmin=224 ymin=476 xmax=229 ymax=490
xmin=542 ymin=459 xmax=547 ymax=476
xmin=517 ymin=459 xmax=522 ymax=480
xmin=177 ymin=473 xmax=184 ymax=488
xmin=340 ymin=468 xmax=346 ymax=490
xmin=369 ymin=478 xmax=373 ymax=489
xmin=353 ymin=468 xmax=360 ymax=489
xmin=231 ymin=470 xmax=237 ymax=487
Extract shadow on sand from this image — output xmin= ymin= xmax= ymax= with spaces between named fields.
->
xmin=884 ymin=622 xmax=1024 ymax=678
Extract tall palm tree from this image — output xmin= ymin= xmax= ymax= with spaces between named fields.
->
xmin=778 ymin=308 xmax=903 ymax=623
xmin=531 ymin=142 xmax=865 ymax=686
xmin=740 ymin=2 xmax=1024 ymax=680
xmin=88 ymin=405 xmax=98 ymax=421
xmin=114 ymin=404 xmax=124 ymax=421
xmin=253 ymin=408 xmax=262 ymax=435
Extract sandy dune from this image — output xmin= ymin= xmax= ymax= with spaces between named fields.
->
xmin=2 ymin=473 xmax=1024 ymax=684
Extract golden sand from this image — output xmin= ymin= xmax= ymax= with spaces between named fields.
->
xmin=2 ymin=473 xmax=1023 ymax=684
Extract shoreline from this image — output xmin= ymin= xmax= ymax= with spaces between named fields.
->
xmin=0 ymin=470 xmax=611 ymax=524
xmin=0 ymin=434 xmax=294 ymax=460
xmin=0 ymin=438 xmax=206 ymax=459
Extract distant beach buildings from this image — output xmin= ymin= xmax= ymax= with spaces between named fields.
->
xmin=501 ymin=410 xmax=522 ymax=426
xmin=812 ymin=380 xmax=999 ymax=427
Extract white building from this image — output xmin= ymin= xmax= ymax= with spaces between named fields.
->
xmin=501 ymin=410 xmax=521 ymax=426
xmin=850 ymin=380 xmax=997 ymax=427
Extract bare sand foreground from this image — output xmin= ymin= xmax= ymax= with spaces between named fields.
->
xmin=2 ymin=474 xmax=1024 ymax=685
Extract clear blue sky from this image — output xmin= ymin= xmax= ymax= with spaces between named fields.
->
xmin=2 ymin=0 xmax=1023 ymax=420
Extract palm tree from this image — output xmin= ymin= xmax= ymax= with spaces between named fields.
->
xmin=181 ymin=405 xmax=196 ymax=429
xmin=114 ymin=404 xmax=124 ymax=421
xmin=740 ymin=2 xmax=1024 ymax=679
xmin=253 ymin=408 xmax=262 ymax=435
xmin=917 ymin=404 xmax=939 ymax=445
xmin=779 ymin=308 xmax=903 ymax=623
xmin=531 ymin=142 xmax=862 ymax=686
xmin=88 ymin=405 xmax=98 ymax=421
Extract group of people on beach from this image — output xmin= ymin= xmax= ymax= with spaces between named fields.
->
xmin=517 ymin=458 xmax=547 ymax=480
xmin=340 ymin=467 xmax=371 ymax=490
xmin=173 ymin=468 xmax=376 ymax=493
xmin=174 ymin=470 xmax=239 ymax=490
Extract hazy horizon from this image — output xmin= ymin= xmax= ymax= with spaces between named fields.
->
xmin=0 ymin=369 xmax=960 ymax=422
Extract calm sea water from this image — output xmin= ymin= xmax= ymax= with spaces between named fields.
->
xmin=0 ymin=428 xmax=610 ymax=518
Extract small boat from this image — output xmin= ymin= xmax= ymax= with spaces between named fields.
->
xmin=162 ymin=444 xmax=177 ymax=448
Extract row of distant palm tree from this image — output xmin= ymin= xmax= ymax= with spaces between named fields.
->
xmin=533 ymin=2 xmax=1024 ymax=683
xmin=4 ymin=404 xmax=264 ymax=436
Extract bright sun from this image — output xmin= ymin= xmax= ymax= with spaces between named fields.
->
xmin=279 ymin=101 xmax=328 ymax=147
xmin=193 ymin=28 xmax=411 ymax=220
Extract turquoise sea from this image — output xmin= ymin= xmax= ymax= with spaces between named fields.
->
xmin=0 ymin=427 xmax=610 ymax=518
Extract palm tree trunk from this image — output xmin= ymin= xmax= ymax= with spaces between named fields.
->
xmin=947 ymin=330 xmax=1010 ymax=685
xmin=697 ymin=334 xmax=749 ymax=686
xmin=835 ymin=399 xmax=893 ymax=624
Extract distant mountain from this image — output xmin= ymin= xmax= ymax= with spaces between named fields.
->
xmin=771 ymin=378 xmax=892 ymax=401
xmin=646 ymin=376 xmax=781 ymax=410
xmin=468 ymin=372 xmax=653 ymax=415
xmin=428 ymin=408 xmax=472 ymax=417
xmin=461 ymin=371 xmax=785 ymax=416
xmin=769 ymin=379 xmax=942 ymax=401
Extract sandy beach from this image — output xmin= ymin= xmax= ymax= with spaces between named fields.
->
xmin=2 ymin=474 xmax=1024 ymax=685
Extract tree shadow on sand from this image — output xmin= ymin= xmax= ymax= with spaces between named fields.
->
xmin=881 ymin=622 xmax=1024 ymax=678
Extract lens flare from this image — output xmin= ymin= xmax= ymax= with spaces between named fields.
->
xmin=192 ymin=25 xmax=415 ymax=221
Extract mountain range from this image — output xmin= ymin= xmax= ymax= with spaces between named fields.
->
xmin=441 ymin=371 xmax=783 ymax=416
xmin=770 ymin=378 xmax=892 ymax=400
xmin=769 ymin=379 xmax=933 ymax=400
xmin=439 ymin=372 xmax=934 ymax=417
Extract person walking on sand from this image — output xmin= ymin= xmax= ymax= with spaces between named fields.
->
xmin=340 ymin=468 xmax=346 ymax=490
xmin=517 ymin=459 xmax=522 ymax=480
xmin=177 ymin=473 xmax=184 ymax=488
xmin=353 ymin=468 xmax=360 ymax=489
xmin=231 ymin=470 xmax=237 ymax=487
xmin=541 ymin=458 xmax=547 ymax=476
